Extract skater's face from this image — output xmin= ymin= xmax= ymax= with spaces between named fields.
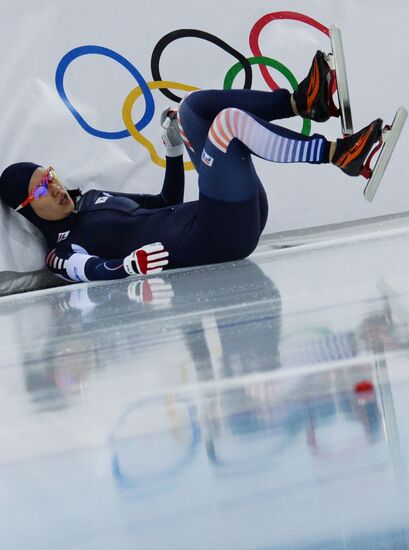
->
xmin=27 ymin=167 xmax=75 ymax=221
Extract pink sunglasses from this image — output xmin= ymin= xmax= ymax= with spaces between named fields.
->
xmin=15 ymin=167 xmax=56 ymax=212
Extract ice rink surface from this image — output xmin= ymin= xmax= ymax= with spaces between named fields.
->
xmin=1 ymin=219 xmax=409 ymax=549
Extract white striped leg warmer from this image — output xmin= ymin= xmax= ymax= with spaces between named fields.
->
xmin=208 ymin=107 xmax=325 ymax=163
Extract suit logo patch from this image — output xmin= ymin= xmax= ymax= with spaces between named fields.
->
xmin=95 ymin=196 xmax=109 ymax=204
xmin=201 ymin=149 xmax=214 ymax=167
xmin=57 ymin=231 xmax=70 ymax=243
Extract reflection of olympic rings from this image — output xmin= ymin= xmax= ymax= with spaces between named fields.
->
xmin=250 ymin=11 xmax=329 ymax=91
xmin=151 ymin=29 xmax=253 ymax=103
xmin=55 ymin=45 xmax=155 ymax=139
xmin=110 ymin=396 xmax=201 ymax=491
xmin=56 ymin=11 xmax=330 ymax=168
xmin=224 ymin=56 xmax=311 ymax=136
xmin=122 ymin=81 xmax=198 ymax=170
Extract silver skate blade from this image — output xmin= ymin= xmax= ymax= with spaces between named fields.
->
xmin=329 ymin=25 xmax=354 ymax=136
xmin=364 ymin=106 xmax=408 ymax=202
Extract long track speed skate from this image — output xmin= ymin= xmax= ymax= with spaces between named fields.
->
xmin=333 ymin=108 xmax=407 ymax=201
xmin=363 ymin=107 xmax=408 ymax=202
xmin=327 ymin=25 xmax=354 ymax=136
xmin=327 ymin=27 xmax=407 ymax=201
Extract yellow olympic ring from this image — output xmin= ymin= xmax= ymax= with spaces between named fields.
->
xmin=122 ymin=81 xmax=199 ymax=170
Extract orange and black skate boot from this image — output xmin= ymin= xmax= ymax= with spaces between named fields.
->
xmin=293 ymin=50 xmax=340 ymax=122
xmin=332 ymin=119 xmax=383 ymax=177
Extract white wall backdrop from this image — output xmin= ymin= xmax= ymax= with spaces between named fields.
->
xmin=0 ymin=0 xmax=408 ymax=272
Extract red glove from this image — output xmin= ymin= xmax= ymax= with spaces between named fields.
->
xmin=123 ymin=242 xmax=169 ymax=276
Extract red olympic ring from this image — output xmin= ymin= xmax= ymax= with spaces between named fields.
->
xmin=249 ymin=11 xmax=330 ymax=91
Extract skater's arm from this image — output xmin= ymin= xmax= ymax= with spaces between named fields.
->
xmin=101 ymin=155 xmax=185 ymax=209
xmin=124 ymin=155 xmax=185 ymax=208
xmin=136 ymin=107 xmax=186 ymax=207
xmin=134 ymin=108 xmax=186 ymax=207
xmin=104 ymin=107 xmax=185 ymax=209
xmin=46 ymin=243 xmax=169 ymax=282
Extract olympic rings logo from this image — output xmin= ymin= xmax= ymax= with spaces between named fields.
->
xmin=55 ymin=11 xmax=330 ymax=171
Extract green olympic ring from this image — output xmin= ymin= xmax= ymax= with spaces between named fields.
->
xmin=223 ymin=56 xmax=311 ymax=136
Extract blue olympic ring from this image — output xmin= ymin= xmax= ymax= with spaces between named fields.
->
xmin=55 ymin=45 xmax=155 ymax=140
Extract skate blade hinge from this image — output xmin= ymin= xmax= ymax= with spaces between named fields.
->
xmin=364 ymin=106 xmax=408 ymax=202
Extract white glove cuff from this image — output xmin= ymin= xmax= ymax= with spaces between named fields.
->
xmin=123 ymin=252 xmax=136 ymax=276
xmin=165 ymin=144 xmax=185 ymax=157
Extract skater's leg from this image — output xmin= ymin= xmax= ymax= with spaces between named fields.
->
xmin=178 ymin=47 xmax=343 ymax=170
xmin=193 ymin=114 xmax=317 ymax=262
xmin=187 ymin=134 xmax=266 ymax=264
xmin=187 ymin=108 xmax=385 ymax=266
xmin=203 ymin=108 xmax=331 ymax=195
xmin=179 ymin=46 xmax=340 ymax=169
xmin=204 ymin=107 xmax=396 ymax=185
xmin=178 ymin=88 xmax=294 ymax=170
xmin=191 ymin=109 xmax=330 ymax=265
xmin=182 ymin=88 xmax=294 ymax=124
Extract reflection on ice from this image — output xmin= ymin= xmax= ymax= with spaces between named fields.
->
xmin=1 ymin=228 xmax=409 ymax=548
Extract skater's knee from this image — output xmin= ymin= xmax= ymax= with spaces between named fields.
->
xmin=179 ymin=90 xmax=210 ymax=115
xmin=211 ymin=107 xmax=241 ymax=130
xmin=178 ymin=90 xmax=207 ymax=131
xmin=180 ymin=89 xmax=230 ymax=119
xmin=208 ymin=108 xmax=245 ymax=153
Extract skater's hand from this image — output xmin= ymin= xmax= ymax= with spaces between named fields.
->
xmin=160 ymin=108 xmax=184 ymax=157
xmin=127 ymin=277 xmax=175 ymax=307
xmin=123 ymin=242 xmax=169 ymax=276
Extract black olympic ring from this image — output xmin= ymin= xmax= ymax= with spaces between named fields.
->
xmin=151 ymin=29 xmax=253 ymax=102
